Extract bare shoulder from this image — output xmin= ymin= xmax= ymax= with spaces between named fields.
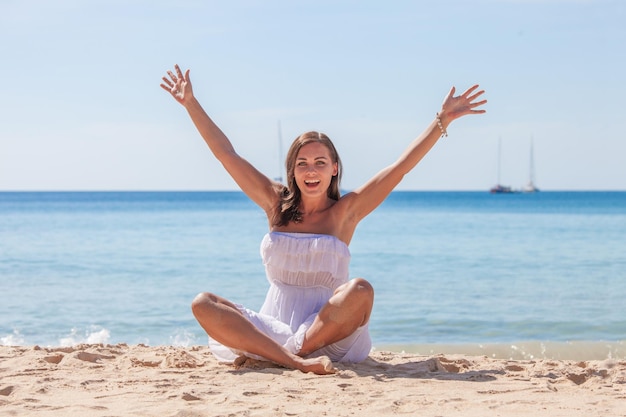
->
xmin=335 ymin=190 xmax=368 ymax=220
xmin=335 ymin=191 xmax=357 ymax=214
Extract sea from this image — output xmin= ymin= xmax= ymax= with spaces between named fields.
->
xmin=1 ymin=191 xmax=625 ymax=360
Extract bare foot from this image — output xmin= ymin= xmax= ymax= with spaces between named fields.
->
xmin=234 ymin=353 xmax=335 ymax=375
xmin=297 ymin=355 xmax=335 ymax=375
xmin=233 ymin=355 xmax=277 ymax=370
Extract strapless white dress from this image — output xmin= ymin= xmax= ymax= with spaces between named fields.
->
xmin=208 ymin=232 xmax=371 ymax=363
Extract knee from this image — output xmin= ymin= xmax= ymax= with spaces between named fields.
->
xmin=346 ymin=278 xmax=374 ymax=326
xmin=348 ymin=278 xmax=374 ymax=303
xmin=190 ymin=292 xmax=218 ymax=316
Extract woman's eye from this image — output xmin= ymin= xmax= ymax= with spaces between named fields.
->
xmin=316 ymin=161 xmax=325 ymax=166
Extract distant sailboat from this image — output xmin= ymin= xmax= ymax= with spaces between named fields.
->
xmin=490 ymin=137 xmax=515 ymax=194
xmin=522 ymin=137 xmax=540 ymax=193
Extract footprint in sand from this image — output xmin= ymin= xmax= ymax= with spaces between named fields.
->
xmin=164 ymin=351 xmax=203 ymax=368
xmin=75 ymin=351 xmax=115 ymax=363
xmin=182 ymin=392 xmax=201 ymax=401
xmin=437 ymin=357 xmax=471 ymax=373
xmin=566 ymin=372 xmax=590 ymax=385
xmin=43 ymin=354 xmax=64 ymax=364
xmin=505 ymin=364 xmax=525 ymax=372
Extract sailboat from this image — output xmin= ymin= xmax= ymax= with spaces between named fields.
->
xmin=522 ymin=137 xmax=539 ymax=193
xmin=490 ymin=137 xmax=515 ymax=193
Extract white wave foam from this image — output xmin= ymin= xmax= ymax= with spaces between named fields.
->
xmin=59 ymin=326 xmax=111 ymax=346
xmin=169 ymin=329 xmax=197 ymax=347
xmin=0 ymin=329 xmax=26 ymax=346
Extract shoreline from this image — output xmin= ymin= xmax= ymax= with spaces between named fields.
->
xmin=1 ymin=343 xmax=625 ymax=416
xmin=3 ymin=338 xmax=623 ymax=361
xmin=375 ymin=340 xmax=626 ymax=361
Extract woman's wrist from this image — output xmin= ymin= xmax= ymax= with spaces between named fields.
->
xmin=435 ymin=112 xmax=448 ymax=137
xmin=182 ymin=96 xmax=200 ymax=110
xmin=437 ymin=110 xmax=452 ymax=128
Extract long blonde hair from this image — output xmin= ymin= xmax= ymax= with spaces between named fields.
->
xmin=273 ymin=131 xmax=343 ymax=226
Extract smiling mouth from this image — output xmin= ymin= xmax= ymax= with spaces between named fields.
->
xmin=304 ymin=179 xmax=321 ymax=187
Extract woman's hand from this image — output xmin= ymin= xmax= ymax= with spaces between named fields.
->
xmin=439 ymin=85 xmax=487 ymax=126
xmin=160 ymin=64 xmax=193 ymax=105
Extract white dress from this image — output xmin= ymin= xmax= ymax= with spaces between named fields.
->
xmin=208 ymin=232 xmax=371 ymax=363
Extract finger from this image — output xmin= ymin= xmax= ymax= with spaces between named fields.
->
xmin=184 ymin=68 xmax=191 ymax=83
xmin=161 ymin=77 xmax=173 ymax=87
xmin=469 ymin=99 xmax=488 ymax=107
xmin=467 ymin=90 xmax=485 ymax=102
xmin=175 ymin=64 xmax=184 ymax=79
xmin=442 ymin=86 xmax=455 ymax=104
xmin=461 ymin=84 xmax=480 ymax=97
xmin=159 ymin=83 xmax=171 ymax=92
xmin=167 ymin=70 xmax=177 ymax=81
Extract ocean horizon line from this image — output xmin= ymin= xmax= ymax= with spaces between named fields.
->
xmin=2 ymin=189 xmax=626 ymax=194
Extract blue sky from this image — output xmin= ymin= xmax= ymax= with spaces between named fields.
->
xmin=1 ymin=0 xmax=624 ymax=191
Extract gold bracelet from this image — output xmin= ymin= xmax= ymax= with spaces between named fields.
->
xmin=436 ymin=113 xmax=448 ymax=137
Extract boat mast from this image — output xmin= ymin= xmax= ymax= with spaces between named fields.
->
xmin=523 ymin=135 xmax=539 ymax=192
xmin=490 ymin=136 xmax=513 ymax=193
xmin=497 ymin=136 xmax=502 ymax=185
xmin=528 ymin=136 xmax=535 ymax=186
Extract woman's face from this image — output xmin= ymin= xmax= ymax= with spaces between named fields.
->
xmin=293 ymin=142 xmax=338 ymax=198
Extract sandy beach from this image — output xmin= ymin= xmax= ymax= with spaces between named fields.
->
xmin=1 ymin=344 xmax=625 ymax=416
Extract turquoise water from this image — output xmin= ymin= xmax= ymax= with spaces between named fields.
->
xmin=1 ymin=191 xmax=625 ymax=359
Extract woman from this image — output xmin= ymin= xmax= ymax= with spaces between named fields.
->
xmin=160 ymin=65 xmax=486 ymax=375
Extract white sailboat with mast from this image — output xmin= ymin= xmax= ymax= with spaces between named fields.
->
xmin=490 ymin=136 xmax=514 ymax=193
xmin=523 ymin=136 xmax=539 ymax=193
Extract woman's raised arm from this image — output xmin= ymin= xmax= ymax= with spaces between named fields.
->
xmin=343 ymin=85 xmax=487 ymax=222
xmin=160 ymin=65 xmax=280 ymax=214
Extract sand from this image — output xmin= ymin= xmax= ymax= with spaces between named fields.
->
xmin=1 ymin=344 xmax=625 ymax=416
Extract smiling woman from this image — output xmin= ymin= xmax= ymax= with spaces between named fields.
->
xmin=160 ymin=64 xmax=486 ymax=375
xmin=277 ymin=132 xmax=342 ymax=226
xmin=294 ymin=140 xmax=337 ymax=195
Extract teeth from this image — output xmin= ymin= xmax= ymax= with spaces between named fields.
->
xmin=305 ymin=180 xmax=320 ymax=184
